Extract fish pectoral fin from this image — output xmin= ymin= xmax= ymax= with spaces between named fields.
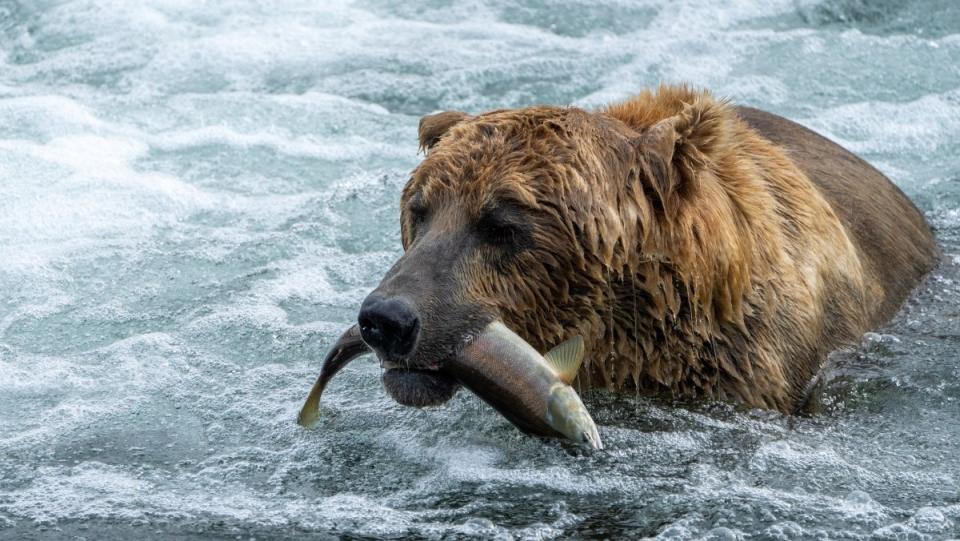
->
xmin=543 ymin=335 xmax=585 ymax=385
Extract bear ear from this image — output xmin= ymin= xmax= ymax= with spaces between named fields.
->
xmin=638 ymin=115 xmax=683 ymax=206
xmin=638 ymin=99 xmax=730 ymax=206
xmin=418 ymin=111 xmax=471 ymax=153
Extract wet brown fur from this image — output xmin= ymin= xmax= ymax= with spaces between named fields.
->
xmin=404 ymin=85 xmax=938 ymax=412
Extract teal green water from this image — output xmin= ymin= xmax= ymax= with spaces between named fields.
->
xmin=1 ymin=1 xmax=960 ymax=538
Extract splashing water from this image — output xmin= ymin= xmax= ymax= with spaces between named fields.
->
xmin=1 ymin=0 xmax=960 ymax=538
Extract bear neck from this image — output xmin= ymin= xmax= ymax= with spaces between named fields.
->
xmin=584 ymin=86 xmax=805 ymax=410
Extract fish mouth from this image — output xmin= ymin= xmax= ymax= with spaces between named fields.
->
xmin=381 ymin=364 xmax=460 ymax=407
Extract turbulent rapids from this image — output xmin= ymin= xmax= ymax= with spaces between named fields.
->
xmin=2 ymin=0 xmax=960 ymax=538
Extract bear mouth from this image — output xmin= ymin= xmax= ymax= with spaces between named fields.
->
xmin=381 ymin=366 xmax=460 ymax=407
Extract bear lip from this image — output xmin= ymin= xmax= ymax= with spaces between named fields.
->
xmin=381 ymin=367 xmax=459 ymax=407
xmin=380 ymin=359 xmax=441 ymax=371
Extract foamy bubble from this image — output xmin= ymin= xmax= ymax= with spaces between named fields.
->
xmin=3 ymin=0 xmax=960 ymax=538
xmin=803 ymin=89 xmax=960 ymax=155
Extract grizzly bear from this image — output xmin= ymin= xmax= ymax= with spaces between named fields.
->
xmin=300 ymin=85 xmax=938 ymax=435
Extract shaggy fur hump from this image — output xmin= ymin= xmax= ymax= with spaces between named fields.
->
xmin=406 ymin=85 xmax=938 ymax=413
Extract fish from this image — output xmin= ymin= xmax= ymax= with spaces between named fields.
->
xmin=297 ymin=320 xmax=602 ymax=450
xmin=447 ymin=321 xmax=603 ymax=449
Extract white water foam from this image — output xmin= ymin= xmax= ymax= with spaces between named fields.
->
xmin=2 ymin=0 xmax=960 ymax=538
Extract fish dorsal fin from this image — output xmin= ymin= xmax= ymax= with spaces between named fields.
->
xmin=544 ymin=335 xmax=585 ymax=385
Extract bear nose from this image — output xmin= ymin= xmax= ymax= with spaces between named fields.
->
xmin=357 ymin=294 xmax=420 ymax=361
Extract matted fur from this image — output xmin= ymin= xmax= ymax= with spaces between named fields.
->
xmin=400 ymin=85 xmax=936 ymax=412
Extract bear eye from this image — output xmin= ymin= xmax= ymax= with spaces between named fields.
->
xmin=410 ymin=205 xmax=428 ymax=228
xmin=477 ymin=210 xmax=530 ymax=252
xmin=480 ymin=220 xmax=519 ymax=246
xmin=406 ymin=196 xmax=430 ymax=239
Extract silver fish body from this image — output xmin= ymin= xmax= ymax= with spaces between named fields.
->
xmin=447 ymin=321 xmax=602 ymax=449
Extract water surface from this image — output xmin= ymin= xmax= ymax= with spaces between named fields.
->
xmin=2 ymin=0 xmax=960 ymax=538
